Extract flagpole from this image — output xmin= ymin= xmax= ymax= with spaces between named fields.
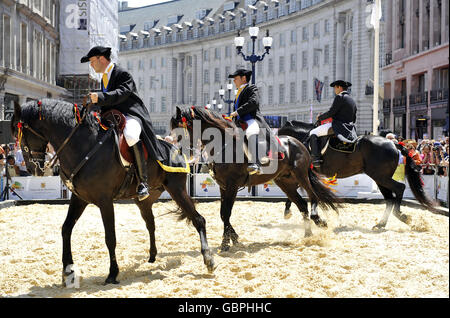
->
xmin=372 ymin=0 xmax=380 ymax=135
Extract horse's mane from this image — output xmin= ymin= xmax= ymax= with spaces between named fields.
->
xmin=20 ymin=99 xmax=100 ymax=134
xmin=191 ymin=106 xmax=236 ymax=132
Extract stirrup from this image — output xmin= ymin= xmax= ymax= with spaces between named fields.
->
xmin=247 ymin=163 xmax=262 ymax=175
xmin=137 ymin=182 xmax=150 ymax=201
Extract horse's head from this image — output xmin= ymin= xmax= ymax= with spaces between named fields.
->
xmin=278 ymin=120 xmax=315 ymax=143
xmin=11 ymin=101 xmax=49 ymax=176
xmin=170 ymin=106 xmax=196 ymax=147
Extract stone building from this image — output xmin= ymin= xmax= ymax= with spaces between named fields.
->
xmin=382 ymin=0 xmax=449 ymax=139
xmin=119 ymin=0 xmax=387 ymax=136
xmin=0 ymin=0 xmax=65 ymax=121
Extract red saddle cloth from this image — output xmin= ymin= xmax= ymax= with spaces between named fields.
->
xmin=102 ymin=110 xmax=148 ymax=163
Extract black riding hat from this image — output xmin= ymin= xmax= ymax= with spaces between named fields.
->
xmin=228 ymin=69 xmax=252 ymax=78
xmin=80 ymin=46 xmax=111 ymax=63
xmin=330 ymin=80 xmax=352 ymax=88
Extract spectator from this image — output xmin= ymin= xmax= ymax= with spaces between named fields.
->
xmin=386 ymin=133 xmax=398 ymax=143
xmin=406 ymin=141 xmax=422 ymax=166
xmin=398 ymin=136 xmax=404 ymax=143
xmin=5 ymin=155 xmax=19 ymax=178
xmin=420 ymin=144 xmax=435 ymax=175
xmin=432 ymin=143 xmax=445 ymax=176
xmin=12 ymin=146 xmax=31 ymax=176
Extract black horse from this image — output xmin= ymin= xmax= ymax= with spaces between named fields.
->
xmin=278 ymin=120 xmax=437 ymax=229
xmin=11 ymin=99 xmax=215 ymax=286
xmin=171 ymin=106 xmax=341 ymax=251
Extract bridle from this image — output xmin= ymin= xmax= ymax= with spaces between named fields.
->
xmin=17 ymin=98 xmax=92 ymax=174
xmin=18 ymin=121 xmax=48 ymax=173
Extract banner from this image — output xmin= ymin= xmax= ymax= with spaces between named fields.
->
xmin=193 ymin=174 xmax=253 ymax=197
xmin=3 ymin=177 xmax=62 ymax=200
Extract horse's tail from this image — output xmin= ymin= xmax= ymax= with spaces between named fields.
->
xmin=395 ymin=143 xmax=437 ymax=211
xmin=307 ymin=168 xmax=342 ymax=213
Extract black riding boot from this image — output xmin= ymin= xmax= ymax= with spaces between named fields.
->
xmin=132 ymin=141 xmax=150 ymax=201
xmin=309 ymin=134 xmax=322 ymax=168
xmin=247 ymin=134 xmax=262 ymax=175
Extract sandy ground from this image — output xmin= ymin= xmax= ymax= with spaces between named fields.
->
xmin=0 ymin=200 xmax=448 ymax=298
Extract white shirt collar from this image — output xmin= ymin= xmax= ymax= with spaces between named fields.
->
xmin=103 ymin=62 xmax=115 ymax=80
xmin=238 ymin=83 xmax=248 ymax=90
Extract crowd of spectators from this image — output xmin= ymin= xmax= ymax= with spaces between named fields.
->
xmin=386 ymin=134 xmax=449 ymax=176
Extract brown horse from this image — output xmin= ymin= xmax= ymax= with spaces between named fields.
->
xmin=171 ymin=106 xmax=341 ymax=251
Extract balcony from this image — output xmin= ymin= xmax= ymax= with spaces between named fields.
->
xmin=392 ymin=95 xmax=406 ymax=113
xmin=409 ymin=91 xmax=428 ymax=105
xmin=430 ymin=88 xmax=449 ymax=104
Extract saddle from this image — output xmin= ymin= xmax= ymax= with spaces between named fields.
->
xmin=102 ymin=110 xmax=148 ymax=164
xmin=313 ymin=134 xmax=359 ymax=154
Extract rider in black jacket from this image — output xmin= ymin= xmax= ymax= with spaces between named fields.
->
xmin=310 ymin=80 xmax=357 ymax=168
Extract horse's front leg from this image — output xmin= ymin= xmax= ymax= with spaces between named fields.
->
xmin=219 ymin=186 xmax=239 ymax=251
xmin=99 ymin=200 xmax=120 ymax=285
xmin=62 ymin=194 xmax=88 ymax=288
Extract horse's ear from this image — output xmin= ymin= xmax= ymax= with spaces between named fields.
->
xmin=176 ymin=106 xmax=181 ymax=118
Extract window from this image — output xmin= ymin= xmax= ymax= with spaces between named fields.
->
xmin=225 ymin=45 xmax=231 ymax=58
xmin=161 ymin=57 xmax=166 ymax=67
xmin=313 ymin=50 xmax=319 ymax=66
xmin=313 ymin=23 xmax=319 ymax=37
xmin=204 ymin=70 xmax=209 ymax=84
xmin=225 ymin=66 xmax=231 ymax=80
xmin=149 ymin=97 xmax=156 ymax=112
xmin=214 ymin=47 xmax=221 ymax=59
xmin=279 ymin=56 xmax=285 ymax=73
xmin=139 ymin=60 xmax=145 ymax=70
xmin=20 ymin=23 xmax=28 ymax=73
xmin=150 ymin=76 xmax=156 ymax=89
xmin=268 ymin=58 xmax=274 ymax=74
xmin=268 ymin=85 xmax=274 ymax=104
xmin=290 ymin=82 xmax=296 ymax=103
xmin=279 ymin=84 xmax=285 ymax=104
xmin=3 ymin=15 xmax=11 ymax=68
xmin=302 ymin=80 xmax=307 ymax=102
xmin=324 ymin=19 xmax=330 ymax=34
xmin=290 ymin=54 xmax=296 ymax=71
xmin=204 ymin=49 xmax=209 ymax=61
xmin=127 ymin=60 xmax=133 ymax=70
xmin=187 ymin=73 xmax=193 ymax=88
xmin=161 ymin=74 xmax=165 ymax=88
xmin=214 ymin=68 xmax=220 ymax=83
xmin=302 ymin=51 xmax=308 ymax=68
xmin=323 ymin=76 xmax=329 ymax=99
xmin=257 ymin=62 xmax=263 ymax=77
xmin=161 ymin=97 xmax=167 ymax=112
xmin=324 ymin=45 xmax=329 ymax=64
xmin=279 ymin=32 xmax=285 ymax=47
xmin=302 ymin=26 xmax=308 ymax=41
xmin=290 ymin=29 xmax=297 ymax=44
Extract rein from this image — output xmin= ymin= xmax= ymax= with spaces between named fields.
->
xmin=45 ymin=102 xmax=91 ymax=170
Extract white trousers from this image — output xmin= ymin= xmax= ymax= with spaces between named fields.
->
xmin=123 ymin=116 xmax=142 ymax=146
xmin=245 ymin=119 xmax=260 ymax=138
xmin=309 ymin=122 xmax=332 ymax=137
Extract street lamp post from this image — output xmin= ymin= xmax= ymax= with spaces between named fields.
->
xmin=219 ymin=81 xmax=235 ymax=115
xmin=234 ymin=23 xmax=273 ymax=85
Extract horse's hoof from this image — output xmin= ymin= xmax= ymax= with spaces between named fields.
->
xmin=62 ymin=264 xmax=82 ymax=288
xmin=219 ymin=243 xmax=230 ymax=252
xmin=284 ymin=209 xmax=292 ymax=220
xmin=304 ymin=230 xmax=313 ymax=238
xmin=148 ymin=255 xmax=156 ymax=263
xmin=311 ymin=215 xmax=327 ymax=228
xmin=372 ymin=223 xmax=386 ymax=231
xmin=205 ymin=257 xmax=216 ymax=273
xmin=230 ymin=233 xmax=239 ymax=245
xmin=104 ymin=277 xmax=120 ymax=285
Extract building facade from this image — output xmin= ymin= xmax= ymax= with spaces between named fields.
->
xmin=119 ymin=0 xmax=386 ymax=136
xmin=0 ymin=0 xmax=66 ymax=120
xmin=382 ymin=0 xmax=449 ymax=139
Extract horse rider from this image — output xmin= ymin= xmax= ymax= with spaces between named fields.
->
xmin=228 ymin=69 xmax=272 ymax=175
xmin=309 ymin=80 xmax=357 ymax=168
xmin=81 ymin=46 xmax=165 ymax=201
